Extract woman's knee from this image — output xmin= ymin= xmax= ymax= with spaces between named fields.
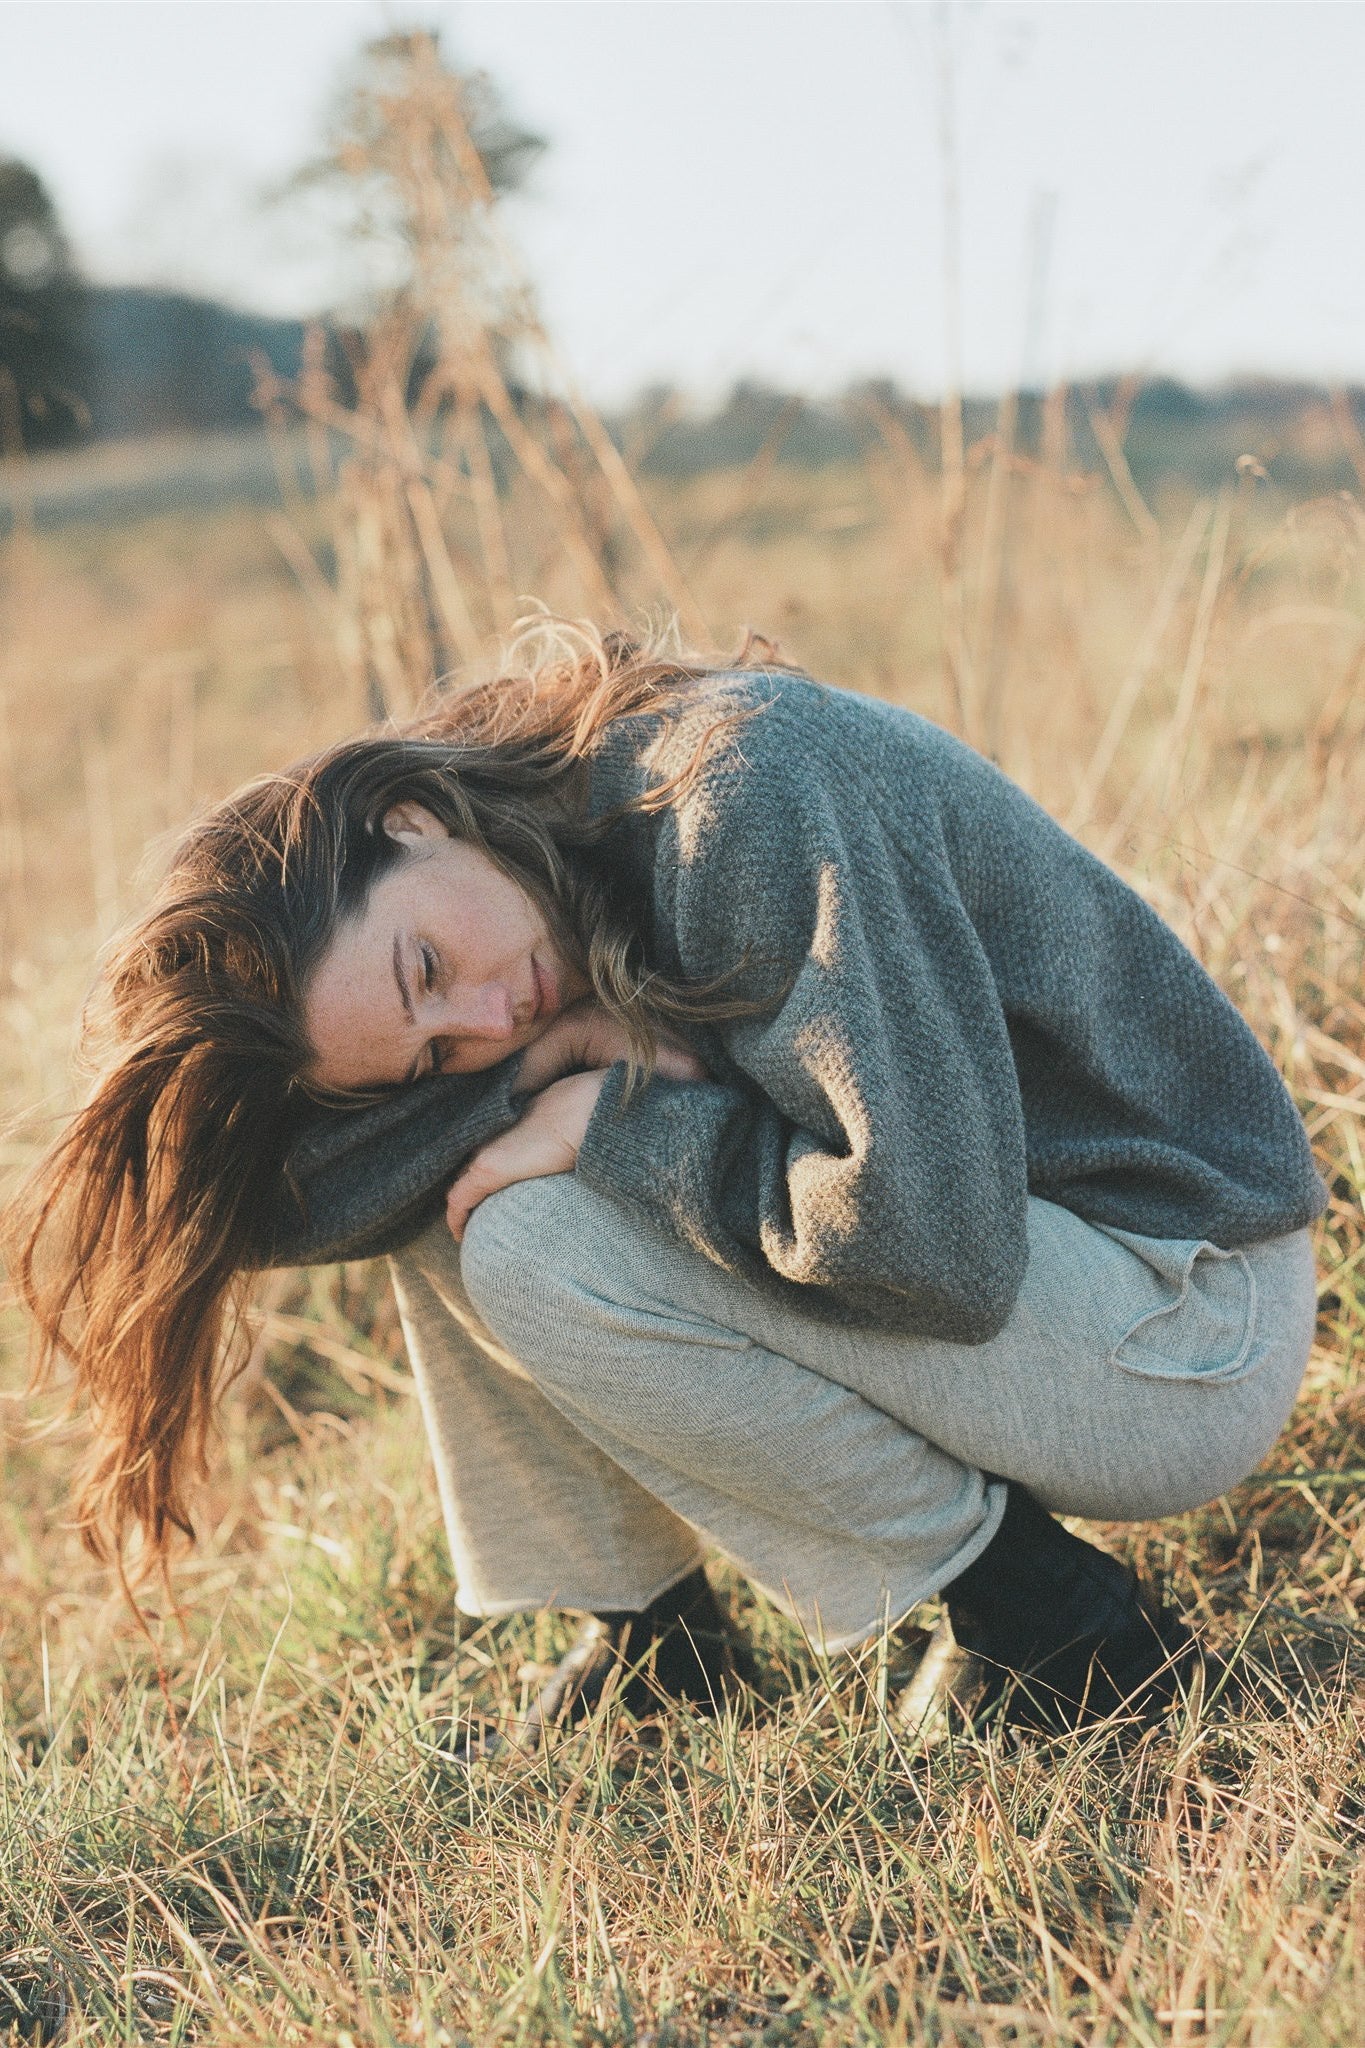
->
xmin=459 ymin=1177 xmax=743 ymax=1404
xmin=459 ymin=1176 xmax=594 ymax=1343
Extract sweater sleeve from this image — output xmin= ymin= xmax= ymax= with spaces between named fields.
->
xmin=574 ymin=750 xmax=1031 ymax=1341
xmin=250 ymin=1060 xmax=525 ymax=1269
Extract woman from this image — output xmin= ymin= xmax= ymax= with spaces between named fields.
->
xmin=10 ymin=631 xmax=1324 ymax=1742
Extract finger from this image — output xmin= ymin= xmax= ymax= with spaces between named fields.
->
xmin=654 ymin=1043 xmax=708 ymax=1081
xmin=444 ymin=1173 xmax=482 ymax=1241
xmin=444 ymin=1110 xmax=580 ymax=1240
xmin=445 ymin=1153 xmax=510 ymax=1240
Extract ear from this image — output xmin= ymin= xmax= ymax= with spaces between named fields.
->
xmin=381 ymin=799 xmax=449 ymax=846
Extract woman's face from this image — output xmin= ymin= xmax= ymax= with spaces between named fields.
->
xmin=303 ymin=802 xmax=588 ymax=1092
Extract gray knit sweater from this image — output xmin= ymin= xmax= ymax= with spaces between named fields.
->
xmin=257 ymin=671 xmax=1325 ymax=1341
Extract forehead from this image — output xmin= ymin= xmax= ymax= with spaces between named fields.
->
xmin=303 ymin=891 xmax=408 ymax=1089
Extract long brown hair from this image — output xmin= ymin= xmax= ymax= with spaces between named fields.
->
xmin=5 ymin=624 xmax=783 ymax=1567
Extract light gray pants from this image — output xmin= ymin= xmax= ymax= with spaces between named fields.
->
xmin=389 ymin=1181 xmax=1317 ymax=1651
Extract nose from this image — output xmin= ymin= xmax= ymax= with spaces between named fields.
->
xmin=439 ymin=982 xmax=518 ymax=1039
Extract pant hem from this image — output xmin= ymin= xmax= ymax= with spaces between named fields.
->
xmin=454 ymin=1550 xmax=708 ymax=1622
xmin=805 ymin=1478 xmax=1010 ymax=1655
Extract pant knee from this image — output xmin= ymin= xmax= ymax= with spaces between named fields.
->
xmin=459 ymin=1177 xmax=582 ymax=1343
xmin=459 ymin=1177 xmax=725 ymax=1410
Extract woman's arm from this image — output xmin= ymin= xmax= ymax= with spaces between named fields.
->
xmin=258 ymin=1005 xmax=707 ymax=1267
xmin=254 ymin=1061 xmax=527 ymax=1267
xmin=442 ymin=1004 xmax=708 ymax=1237
xmin=570 ymin=750 xmax=1031 ymax=1342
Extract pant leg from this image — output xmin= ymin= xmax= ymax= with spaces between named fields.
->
xmin=456 ymin=1186 xmax=1006 ymax=1651
xmin=821 ymin=1200 xmax=1317 ymax=1524
xmin=457 ymin=1178 xmax=1316 ymax=1650
xmin=389 ymin=1227 xmax=704 ymax=1618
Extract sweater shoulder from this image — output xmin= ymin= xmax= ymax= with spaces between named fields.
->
xmin=593 ymin=666 xmax=1078 ymax=937
xmin=647 ymin=669 xmax=954 ymax=841
xmin=592 ymin=666 xmax=985 ymax=816
xmin=638 ymin=676 xmax=972 ymax=997
xmin=648 ymin=676 xmax=883 ymax=899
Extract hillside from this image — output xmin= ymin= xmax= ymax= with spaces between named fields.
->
xmin=4 ymin=285 xmax=1365 ymax=533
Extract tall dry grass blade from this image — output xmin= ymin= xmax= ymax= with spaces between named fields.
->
xmin=1157 ymin=493 xmax=1234 ymax=804
xmin=686 ymin=397 xmax=804 ymax=580
xmin=933 ymin=4 xmax=978 ymax=747
xmin=264 ymin=510 xmax=366 ymax=716
xmin=347 ymin=469 xmax=431 ymax=718
xmin=250 ymin=350 xmax=311 ymax=525
xmin=1099 ymin=494 xmax=1230 ymax=860
xmin=938 ymin=427 xmax=976 ymax=744
xmin=458 ymin=397 xmax=515 ymax=629
xmin=973 ymin=390 xmax=1019 ymax=759
xmin=470 ymin=348 xmax=620 ymax=619
xmin=163 ymin=656 xmax=199 ymax=830
xmin=264 ymin=511 xmax=342 ymax=631
xmin=403 ymin=470 xmax=481 ymax=671
xmin=1088 ymin=399 xmax=1160 ymax=549
xmin=1066 ymin=499 xmax=1210 ymax=835
xmin=0 ymin=700 xmax=26 ymax=965
xmin=1041 ymin=380 xmax=1070 ymax=477
xmin=855 ymin=387 xmax=928 ymax=492
xmin=377 ymin=383 xmax=481 ymax=670
xmin=78 ymin=714 xmax=120 ymax=937
xmin=552 ymin=361 xmax=710 ymax=642
xmin=299 ymin=325 xmax=337 ymax=502
xmin=1188 ymin=746 xmax=1301 ymax=940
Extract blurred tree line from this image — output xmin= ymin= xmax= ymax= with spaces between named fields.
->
xmin=0 ymin=149 xmax=316 ymax=448
xmin=0 ymin=30 xmax=545 ymax=450
xmin=2 ymin=29 xmax=1364 ymax=503
xmin=0 ymin=155 xmax=88 ymax=449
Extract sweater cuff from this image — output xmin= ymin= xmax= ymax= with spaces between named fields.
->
xmin=575 ymin=1060 xmax=718 ymax=1216
xmin=258 ymin=1059 xmax=526 ymax=1268
xmin=575 ymin=1060 xmax=650 ymax=1205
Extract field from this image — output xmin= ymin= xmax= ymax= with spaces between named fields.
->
xmin=0 ymin=410 xmax=1363 ymax=2048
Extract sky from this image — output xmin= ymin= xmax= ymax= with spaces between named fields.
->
xmin=0 ymin=1 xmax=1358 ymax=404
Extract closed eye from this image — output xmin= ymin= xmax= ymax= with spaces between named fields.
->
xmin=420 ymin=942 xmax=439 ymax=992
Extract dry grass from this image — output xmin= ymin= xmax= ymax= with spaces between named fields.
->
xmin=0 ymin=431 xmax=1361 ymax=2044
xmin=0 ymin=33 xmax=1364 ymax=2043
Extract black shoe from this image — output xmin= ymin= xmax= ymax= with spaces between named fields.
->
xmin=944 ymin=1484 xmax=1203 ymax=1734
xmin=459 ymin=1567 xmax=756 ymax=1761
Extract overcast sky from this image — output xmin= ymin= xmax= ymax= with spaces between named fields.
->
xmin=0 ymin=1 xmax=1355 ymax=403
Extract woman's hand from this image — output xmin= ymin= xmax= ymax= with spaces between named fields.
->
xmin=446 ymin=1004 xmax=709 ymax=1241
xmin=515 ymin=999 xmax=706 ymax=1095
xmin=445 ymin=1069 xmax=609 ymax=1241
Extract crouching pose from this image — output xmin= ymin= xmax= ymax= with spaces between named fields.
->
xmin=10 ymin=635 xmax=1323 ymax=1741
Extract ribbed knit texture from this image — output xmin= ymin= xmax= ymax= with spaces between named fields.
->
xmin=257 ymin=671 xmax=1325 ymax=1329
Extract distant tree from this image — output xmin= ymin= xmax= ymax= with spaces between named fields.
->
xmin=0 ymin=157 xmax=88 ymax=451
xmin=282 ymin=29 xmax=546 ymax=327
xmin=328 ymin=29 xmax=545 ymax=195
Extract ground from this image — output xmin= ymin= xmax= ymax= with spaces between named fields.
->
xmin=0 ymin=437 xmax=1361 ymax=2043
